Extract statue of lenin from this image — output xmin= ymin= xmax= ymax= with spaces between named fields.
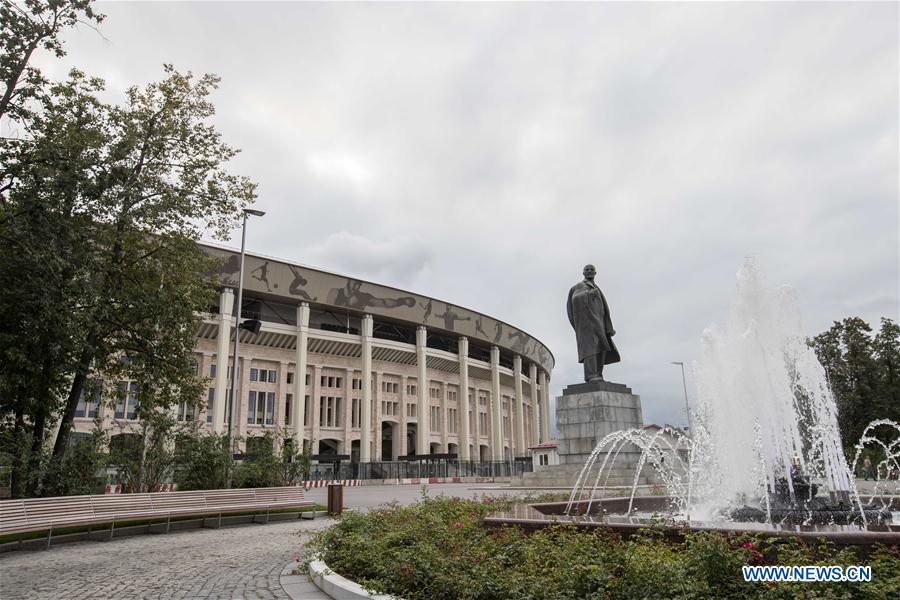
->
xmin=567 ymin=264 xmax=620 ymax=382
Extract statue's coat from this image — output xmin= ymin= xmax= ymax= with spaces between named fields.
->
xmin=566 ymin=281 xmax=621 ymax=365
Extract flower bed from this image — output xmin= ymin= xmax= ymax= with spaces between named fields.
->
xmin=308 ymin=495 xmax=900 ymax=599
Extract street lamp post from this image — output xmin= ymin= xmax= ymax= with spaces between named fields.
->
xmin=671 ymin=361 xmax=692 ymax=434
xmin=227 ymin=209 xmax=266 ymax=469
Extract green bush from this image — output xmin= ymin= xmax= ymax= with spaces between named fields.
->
xmin=308 ymin=496 xmax=900 ymax=600
xmin=173 ymin=431 xmax=231 ymax=491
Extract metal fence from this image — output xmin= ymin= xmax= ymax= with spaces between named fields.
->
xmin=307 ymin=459 xmax=533 ymax=481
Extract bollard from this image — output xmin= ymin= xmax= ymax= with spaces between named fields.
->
xmin=327 ymin=482 xmax=344 ymax=515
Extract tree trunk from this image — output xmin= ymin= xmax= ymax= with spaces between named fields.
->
xmin=51 ymin=343 xmax=95 ymax=459
xmin=9 ymin=407 xmax=26 ymax=499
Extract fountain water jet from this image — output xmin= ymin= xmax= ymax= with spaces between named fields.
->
xmin=564 ymin=258 xmax=893 ymax=528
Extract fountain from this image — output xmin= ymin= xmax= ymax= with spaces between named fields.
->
xmin=491 ymin=258 xmax=898 ymax=544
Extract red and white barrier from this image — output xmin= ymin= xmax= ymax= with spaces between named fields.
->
xmin=104 ymin=484 xmax=122 ymax=494
xmin=303 ymin=479 xmax=362 ymax=489
xmin=296 ymin=476 xmax=495 ymax=488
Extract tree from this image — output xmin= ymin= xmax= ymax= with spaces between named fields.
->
xmin=108 ymin=411 xmax=177 ymax=493
xmin=232 ymin=430 xmax=310 ymax=489
xmin=44 ymin=66 xmax=257 ymax=461
xmin=173 ymin=430 xmax=232 ymax=491
xmin=811 ymin=317 xmax=900 ymax=455
xmin=0 ymin=1 xmax=257 ymax=496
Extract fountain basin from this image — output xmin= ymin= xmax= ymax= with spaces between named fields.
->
xmin=485 ymin=496 xmax=900 ymax=552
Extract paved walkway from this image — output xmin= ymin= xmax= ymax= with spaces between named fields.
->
xmin=0 ymin=483 xmax=540 ymax=599
xmin=0 ymin=518 xmax=331 ymax=600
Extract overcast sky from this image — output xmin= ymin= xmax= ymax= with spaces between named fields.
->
xmin=41 ymin=2 xmax=898 ymax=431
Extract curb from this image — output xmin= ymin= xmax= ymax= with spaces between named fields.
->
xmin=305 ymin=556 xmax=399 ymax=600
xmin=280 ymin=559 xmax=329 ymax=599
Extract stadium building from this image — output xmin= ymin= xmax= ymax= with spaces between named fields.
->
xmin=72 ymin=243 xmax=555 ymax=468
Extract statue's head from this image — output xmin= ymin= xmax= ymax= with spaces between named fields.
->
xmin=583 ymin=264 xmax=596 ymax=280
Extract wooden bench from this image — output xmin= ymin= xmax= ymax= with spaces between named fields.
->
xmin=0 ymin=486 xmax=314 ymax=549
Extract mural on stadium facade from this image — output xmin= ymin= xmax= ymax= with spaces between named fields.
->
xmin=203 ymin=245 xmax=554 ymax=372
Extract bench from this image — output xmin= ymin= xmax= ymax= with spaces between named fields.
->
xmin=0 ymin=486 xmax=314 ymax=549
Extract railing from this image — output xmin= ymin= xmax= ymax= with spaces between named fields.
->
xmin=307 ymin=460 xmax=533 ymax=481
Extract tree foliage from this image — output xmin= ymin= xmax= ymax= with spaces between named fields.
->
xmin=173 ymin=430 xmax=232 ymax=491
xmin=1 ymin=0 xmax=102 ymax=125
xmin=233 ymin=430 xmax=311 ymax=489
xmin=0 ymin=0 xmax=257 ymax=497
xmin=811 ymin=317 xmax=900 ymax=456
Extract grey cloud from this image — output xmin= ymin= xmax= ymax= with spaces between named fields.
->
xmin=43 ymin=2 xmax=899 ymax=429
xmin=301 ymin=232 xmax=435 ymax=291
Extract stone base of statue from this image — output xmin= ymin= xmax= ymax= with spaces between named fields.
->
xmin=511 ymin=380 xmax=650 ymax=488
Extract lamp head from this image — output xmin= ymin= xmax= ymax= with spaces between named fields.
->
xmin=244 ymin=209 xmax=266 ymax=217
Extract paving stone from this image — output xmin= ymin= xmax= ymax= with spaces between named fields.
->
xmin=0 ymin=518 xmax=330 ymax=600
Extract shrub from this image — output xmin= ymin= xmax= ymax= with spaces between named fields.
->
xmin=308 ymin=496 xmax=900 ymax=600
xmin=173 ymin=431 xmax=231 ymax=491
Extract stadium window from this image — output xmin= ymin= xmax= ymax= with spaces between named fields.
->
xmin=247 ymin=390 xmax=258 ymax=425
xmin=116 ymin=382 xmax=138 ymax=420
xmin=265 ymin=391 xmax=275 ymax=425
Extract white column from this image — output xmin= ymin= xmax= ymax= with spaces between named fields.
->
xmin=293 ymin=303 xmax=310 ymax=447
xmin=213 ymin=288 xmax=234 ymax=433
xmin=513 ymin=354 xmax=525 ymax=457
xmin=490 ymin=346 xmax=503 ymax=461
xmin=360 ymin=314 xmax=374 ymax=462
xmin=457 ymin=337 xmax=471 ymax=461
xmin=529 ymin=363 xmax=539 ymax=447
xmin=540 ymin=370 xmax=551 ymax=442
xmin=416 ymin=326 xmax=428 ymax=457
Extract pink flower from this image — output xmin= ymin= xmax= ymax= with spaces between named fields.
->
xmin=475 ymin=554 xmax=483 ymax=562
xmin=453 ymin=520 xmax=462 ymax=529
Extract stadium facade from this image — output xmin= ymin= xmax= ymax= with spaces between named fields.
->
xmin=72 ymin=243 xmax=554 ymax=464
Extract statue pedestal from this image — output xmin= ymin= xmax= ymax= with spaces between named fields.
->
xmin=512 ymin=380 xmax=649 ymax=488
xmin=556 ymin=381 xmax=644 ymax=466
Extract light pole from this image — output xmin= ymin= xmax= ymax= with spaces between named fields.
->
xmin=671 ymin=361 xmax=692 ymax=434
xmin=227 ymin=208 xmax=266 ymax=466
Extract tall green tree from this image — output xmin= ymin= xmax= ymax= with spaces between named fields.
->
xmin=811 ymin=317 xmax=900 ymax=454
xmin=1 ymin=1 xmax=257 ymax=496
xmin=44 ymin=66 xmax=257 ymax=461
xmin=1 ymin=0 xmax=104 ymax=497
